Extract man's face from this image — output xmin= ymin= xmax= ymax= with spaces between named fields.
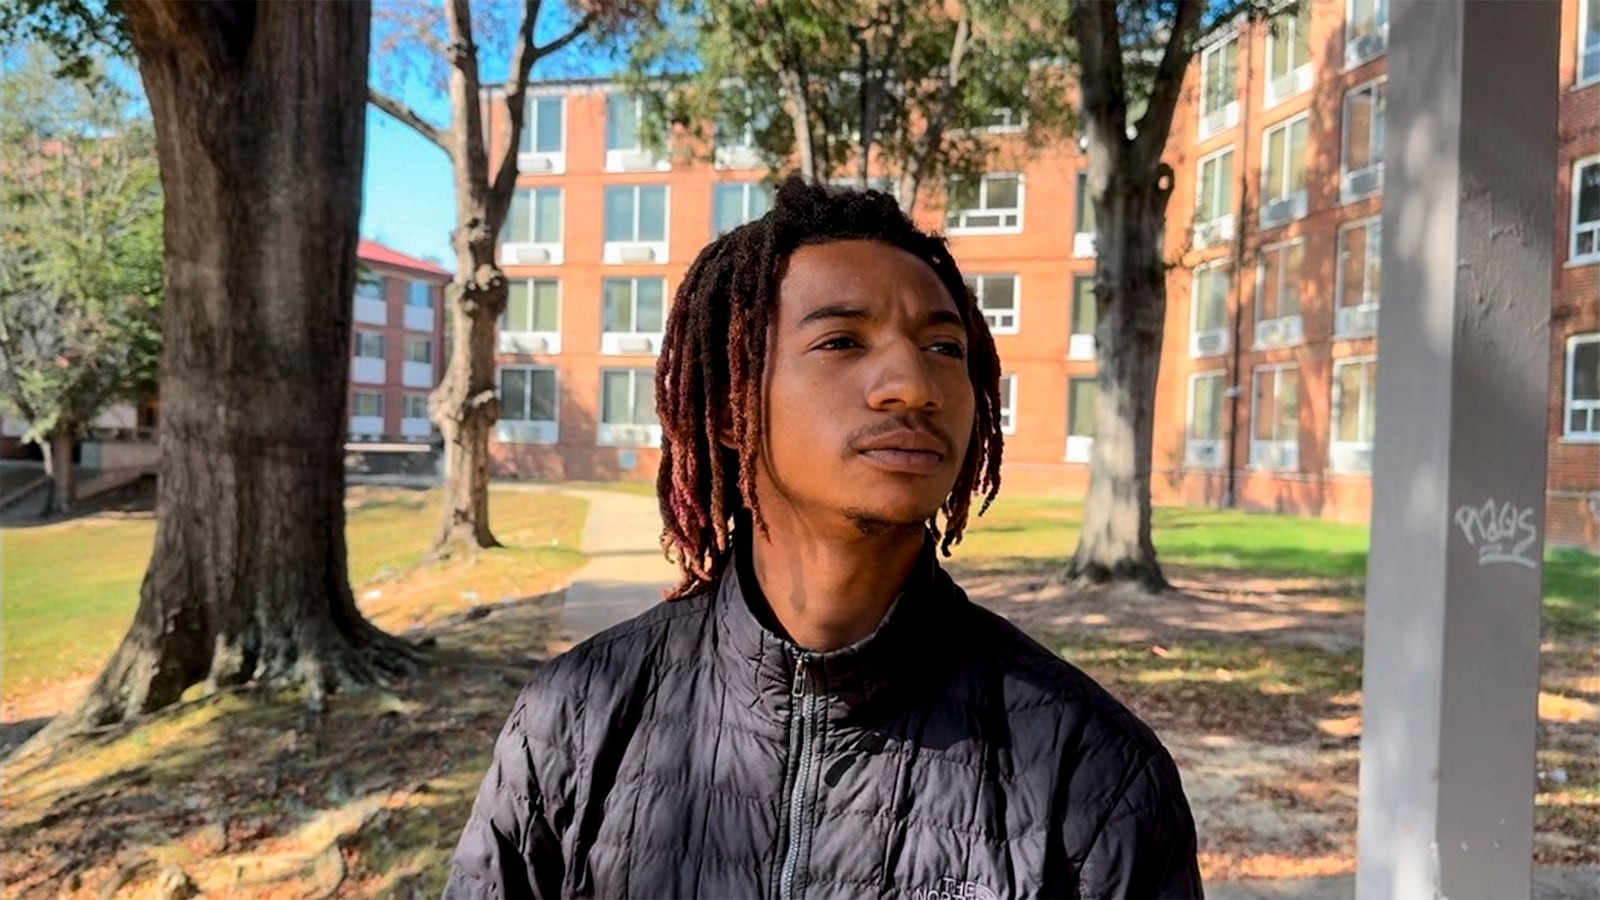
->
xmin=752 ymin=239 xmax=976 ymax=535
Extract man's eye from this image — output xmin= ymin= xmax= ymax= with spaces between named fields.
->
xmin=930 ymin=341 xmax=967 ymax=359
xmin=817 ymin=336 xmax=861 ymax=351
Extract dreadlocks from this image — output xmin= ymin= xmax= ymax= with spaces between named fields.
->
xmin=655 ymin=176 xmax=1005 ymax=600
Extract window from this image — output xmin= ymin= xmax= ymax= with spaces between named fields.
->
xmin=1070 ymin=276 xmax=1096 ymax=359
xmin=998 ymin=375 xmax=1017 ymax=434
xmin=1256 ymin=239 xmax=1304 ymax=333
xmin=1199 ymin=37 xmax=1239 ymax=137
xmin=1583 ymin=0 xmax=1600 ymax=86
xmin=403 ymin=394 xmax=430 ymax=420
xmin=354 ymin=331 xmax=385 ymax=359
xmin=982 ymin=108 xmax=1026 ymax=131
xmin=1262 ymin=114 xmax=1309 ymax=205
xmin=1074 ymin=172 xmax=1097 ymax=256
xmin=1266 ymin=3 xmax=1312 ymax=104
xmin=602 ymin=277 xmax=667 ymax=353
xmin=712 ymin=182 xmax=773 ymax=234
xmin=504 ymin=279 xmax=560 ymax=333
xmin=1342 ymin=80 xmax=1386 ymax=200
xmin=946 ymin=174 xmax=1022 ymax=233
xmin=604 ymin=185 xmax=669 ymax=243
xmin=520 ymin=96 xmax=565 ymax=156
xmin=501 ymin=367 xmax=559 ymax=424
xmin=1571 ymin=156 xmax=1600 ymax=263
xmin=1331 ymin=357 xmax=1378 ymax=471
xmin=599 ymin=368 xmax=661 ymax=446
xmin=505 ymin=187 xmax=563 ymax=245
xmin=1251 ymin=365 xmax=1299 ymax=469
xmin=1187 ymin=371 xmax=1226 ymax=468
xmin=353 ymin=391 xmax=383 ymax=418
xmin=403 ymin=337 xmax=432 ymax=364
xmin=606 ymin=94 xmax=644 ymax=151
xmin=1566 ymin=334 xmax=1600 ymax=439
xmin=355 ymin=269 xmax=384 ymax=300
xmin=1191 ymin=261 xmax=1230 ymax=357
xmin=1197 ymin=149 xmax=1233 ymax=224
xmin=1346 ymin=0 xmax=1390 ymax=66
xmin=407 ymin=281 xmax=433 ymax=309
xmin=1336 ymin=218 xmax=1382 ymax=336
xmin=1066 ymin=376 xmax=1097 ymax=463
xmin=965 ymin=274 xmax=1018 ymax=333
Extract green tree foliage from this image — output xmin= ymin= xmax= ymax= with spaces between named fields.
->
xmin=0 ymin=44 xmax=162 ymax=510
xmin=623 ymin=0 xmax=1076 ymax=211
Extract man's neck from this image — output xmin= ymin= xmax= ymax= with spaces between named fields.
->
xmin=748 ymin=514 xmax=926 ymax=653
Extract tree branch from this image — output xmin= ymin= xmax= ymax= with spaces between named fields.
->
xmin=368 ymin=86 xmax=450 ymax=153
xmin=1134 ymin=0 xmax=1205 ymax=164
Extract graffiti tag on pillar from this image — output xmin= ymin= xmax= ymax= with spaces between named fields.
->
xmin=1453 ymin=498 xmax=1539 ymax=570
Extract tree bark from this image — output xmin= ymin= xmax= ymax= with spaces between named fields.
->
xmin=40 ymin=425 xmax=76 ymax=515
xmin=47 ymin=0 xmax=418 ymax=738
xmin=1068 ymin=165 xmax=1173 ymax=591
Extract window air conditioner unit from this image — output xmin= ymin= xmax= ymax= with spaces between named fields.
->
xmin=618 ymin=150 xmax=659 ymax=170
xmin=1193 ymin=330 xmax=1227 ymax=357
xmin=1261 ymin=197 xmax=1295 ymax=228
xmin=520 ymin=155 xmax=555 ymax=173
xmin=1345 ymin=165 xmax=1384 ymax=199
xmin=1186 ymin=440 xmax=1221 ymax=467
xmin=513 ymin=245 xmax=552 ymax=264
xmin=616 ymin=335 xmax=655 ymax=354
xmin=1337 ymin=304 xmax=1379 ymax=337
xmin=618 ymin=245 xmax=656 ymax=263
xmin=1349 ymin=31 xmax=1386 ymax=64
xmin=1332 ymin=444 xmax=1373 ymax=473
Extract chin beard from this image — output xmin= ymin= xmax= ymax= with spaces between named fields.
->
xmin=842 ymin=507 xmax=932 ymax=539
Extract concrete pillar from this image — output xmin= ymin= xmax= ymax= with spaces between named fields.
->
xmin=1356 ymin=2 xmax=1559 ymax=898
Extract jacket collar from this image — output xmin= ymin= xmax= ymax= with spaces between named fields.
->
xmin=711 ymin=522 xmax=957 ymax=723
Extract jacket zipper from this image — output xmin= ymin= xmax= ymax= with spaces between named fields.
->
xmin=777 ymin=653 xmax=818 ymax=900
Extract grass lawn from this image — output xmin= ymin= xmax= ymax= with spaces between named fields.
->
xmin=1 ymin=487 xmax=590 ymax=705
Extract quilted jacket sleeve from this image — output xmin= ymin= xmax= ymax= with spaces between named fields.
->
xmin=1077 ymin=747 xmax=1203 ymax=899
xmin=443 ymin=693 xmax=564 ymax=899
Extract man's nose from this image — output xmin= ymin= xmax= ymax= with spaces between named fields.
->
xmin=865 ymin=339 xmax=943 ymax=412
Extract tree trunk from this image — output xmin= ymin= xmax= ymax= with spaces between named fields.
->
xmin=47 ymin=0 xmax=417 ymax=738
xmin=1067 ymin=162 xmax=1173 ymax=592
xmin=40 ymin=425 xmax=76 ymax=515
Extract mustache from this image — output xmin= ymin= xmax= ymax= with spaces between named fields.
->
xmin=846 ymin=414 xmax=956 ymax=456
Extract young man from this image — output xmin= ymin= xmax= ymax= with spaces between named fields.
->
xmin=447 ymin=179 xmax=1202 ymax=898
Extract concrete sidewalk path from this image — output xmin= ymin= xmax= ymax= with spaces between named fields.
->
xmin=1209 ymin=867 xmax=1600 ymax=899
xmin=558 ymin=489 xmax=678 ymax=644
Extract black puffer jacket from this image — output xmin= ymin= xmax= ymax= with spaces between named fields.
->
xmin=446 ymin=539 xmax=1202 ymax=899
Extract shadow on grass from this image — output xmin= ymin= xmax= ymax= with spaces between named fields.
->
xmin=0 ymin=590 xmax=565 ymax=898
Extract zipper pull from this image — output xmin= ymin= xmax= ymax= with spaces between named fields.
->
xmin=792 ymin=654 xmax=808 ymax=698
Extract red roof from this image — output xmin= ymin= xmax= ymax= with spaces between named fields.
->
xmin=358 ymin=239 xmax=452 ymax=279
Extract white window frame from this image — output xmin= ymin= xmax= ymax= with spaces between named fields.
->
xmin=1065 ymin=375 xmax=1096 ymax=463
xmin=1341 ymin=78 xmax=1386 ymax=203
xmin=982 ymin=107 xmax=1027 ymax=133
xmin=597 ymin=368 xmax=662 ymax=448
xmin=406 ymin=280 xmax=433 ymax=309
xmin=1264 ymin=4 xmax=1313 ymax=107
xmin=1260 ymin=113 xmax=1310 ymax=225
xmin=353 ymin=330 xmax=385 ymax=359
xmin=499 ymin=278 xmax=562 ymax=355
xmin=713 ymin=113 xmax=762 ymax=170
xmin=402 ymin=393 xmax=430 ymax=420
xmin=1198 ymin=36 xmax=1240 ymax=139
xmin=601 ymin=277 xmax=667 ymax=355
xmin=1330 ymin=356 xmax=1378 ymax=472
xmin=1073 ymin=171 xmax=1097 ymax=256
xmin=711 ymin=181 xmax=772 ymax=235
xmin=501 ymin=186 xmax=564 ymax=265
xmin=1570 ymin=155 xmax=1600 ymax=265
xmin=1069 ymin=275 xmax=1097 ymax=360
xmin=1335 ymin=216 xmax=1383 ymax=338
xmin=998 ymin=374 xmax=1017 ymax=435
xmin=1254 ymin=237 xmax=1305 ymax=349
xmin=1185 ymin=370 xmax=1226 ymax=468
xmin=1565 ymin=333 xmax=1600 ymax=441
xmin=602 ymin=185 xmax=671 ymax=264
xmin=403 ymin=336 xmax=432 ymax=364
xmin=354 ymin=271 xmax=387 ymax=325
xmin=1345 ymin=0 xmax=1390 ymax=68
xmin=1190 ymin=260 xmax=1231 ymax=358
xmin=496 ymin=365 xmax=560 ymax=445
xmin=967 ymin=274 xmax=1020 ymax=334
xmin=946 ymin=173 xmax=1024 ymax=235
xmin=518 ymin=94 xmax=566 ymax=175
xmin=1193 ymin=147 xmax=1236 ymax=249
xmin=401 ymin=392 xmax=433 ymax=439
xmin=605 ymin=93 xmax=670 ymax=172
xmin=1582 ymin=0 xmax=1600 ymax=87
xmin=1250 ymin=364 xmax=1300 ymax=470
xmin=352 ymin=391 xmax=384 ymax=418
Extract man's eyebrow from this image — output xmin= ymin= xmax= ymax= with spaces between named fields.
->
xmin=796 ymin=304 xmax=873 ymax=327
xmin=924 ymin=308 xmax=965 ymax=329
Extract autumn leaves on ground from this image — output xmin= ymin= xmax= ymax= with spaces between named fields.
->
xmin=3 ymin=487 xmax=1597 ymax=897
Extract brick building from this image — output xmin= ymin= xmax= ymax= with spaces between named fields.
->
xmin=480 ymin=0 xmax=1599 ymax=548
xmin=347 ymin=239 xmax=450 ymax=443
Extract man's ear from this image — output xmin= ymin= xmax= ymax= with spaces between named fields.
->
xmin=717 ymin=408 xmax=737 ymax=450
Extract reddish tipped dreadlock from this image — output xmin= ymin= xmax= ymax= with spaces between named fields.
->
xmin=655 ymin=176 xmax=1005 ymax=600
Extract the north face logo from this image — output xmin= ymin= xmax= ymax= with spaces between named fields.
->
xmin=911 ymin=876 xmax=999 ymax=900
